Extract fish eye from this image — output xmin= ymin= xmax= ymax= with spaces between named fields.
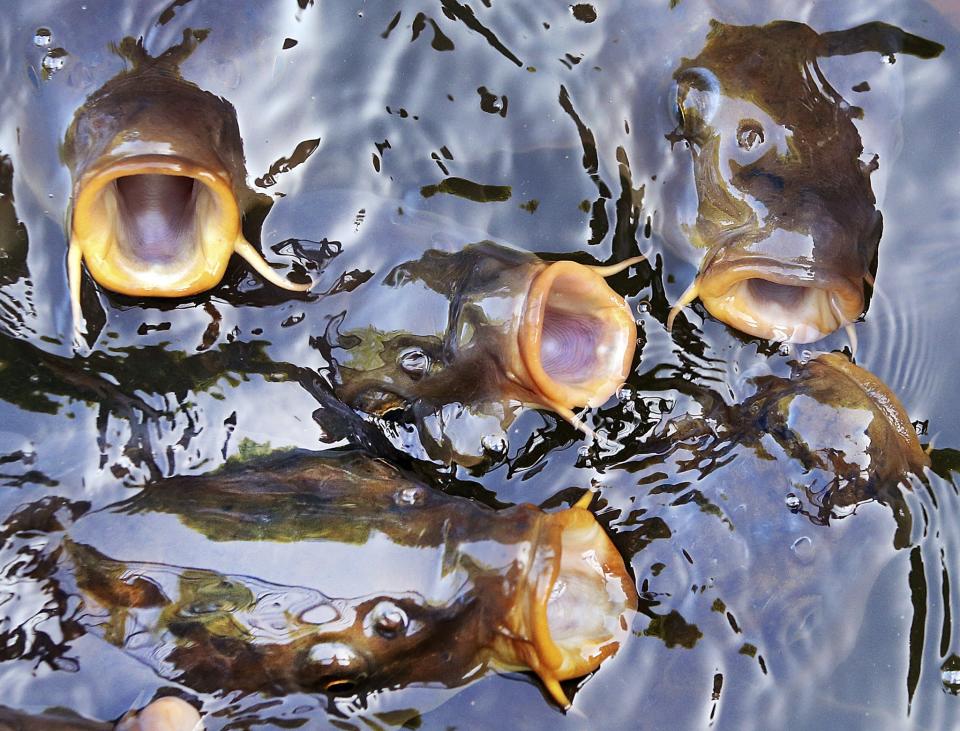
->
xmin=365 ymin=600 xmax=409 ymax=639
xmin=736 ymin=119 xmax=765 ymax=151
xmin=397 ymin=347 xmax=431 ymax=380
xmin=673 ymin=67 xmax=720 ymax=129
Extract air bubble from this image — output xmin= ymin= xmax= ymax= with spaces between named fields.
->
xmin=637 ymin=301 xmax=650 ymax=313
xmin=790 ymin=535 xmax=814 ymax=563
xmin=785 ymin=493 xmax=801 ymax=510
xmin=33 ymin=28 xmax=51 ymax=47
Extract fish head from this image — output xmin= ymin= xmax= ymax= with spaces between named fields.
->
xmin=63 ymin=30 xmax=306 ymax=329
xmin=490 ymin=498 xmax=638 ymax=707
xmin=330 ymin=243 xmax=638 ymax=434
xmin=669 ymin=21 xmax=939 ymax=343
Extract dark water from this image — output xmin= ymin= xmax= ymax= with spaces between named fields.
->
xmin=1 ymin=0 xmax=959 ymax=729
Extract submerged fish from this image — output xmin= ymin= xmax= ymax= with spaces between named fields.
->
xmin=665 ymin=21 xmax=943 ymax=343
xmin=325 ymin=241 xmax=640 ymax=436
xmin=63 ymin=30 xmax=309 ymax=331
xmin=58 ymin=451 xmax=637 ymax=709
xmin=737 ymin=352 xmax=928 ymax=517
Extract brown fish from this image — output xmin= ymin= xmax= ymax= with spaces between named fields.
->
xmin=63 ymin=30 xmax=309 ymax=331
xmin=665 ymin=21 xmax=942 ymax=343
xmin=61 ymin=450 xmax=637 ymax=709
xmin=327 ymin=241 xmax=640 ymax=435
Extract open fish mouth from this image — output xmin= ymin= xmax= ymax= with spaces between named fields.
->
xmin=517 ymin=259 xmax=639 ymax=425
xmin=495 ymin=493 xmax=637 ymax=708
xmin=674 ymin=257 xmax=865 ymax=344
xmin=68 ymin=154 xmax=309 ymax=329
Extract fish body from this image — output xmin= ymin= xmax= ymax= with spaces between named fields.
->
xmin=59 ymin=451 xmax=636 ymax=708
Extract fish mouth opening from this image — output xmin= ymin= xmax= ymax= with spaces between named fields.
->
xmin=699 ymin=265 xmax=864 ymax=344
xmin=498 ymin=498 xmax=637 ymax=707
xmin=70 ymin=155 xmax=241 ymax=297
xmin=518 ymin=261 xmax=637 ymax=412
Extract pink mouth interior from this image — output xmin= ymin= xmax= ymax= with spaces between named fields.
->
xmin=540 ymin=308 xmax=600 ymax=384
xmin=115 ymin=174 xmax=198 ymax=264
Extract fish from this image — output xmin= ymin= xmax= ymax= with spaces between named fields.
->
xmin=57 ymin=450 xmax=637 ymax=709
xmin=62 ymin=29 xmax=309 ymax=333
xmin=665 ymin=21 xmax=943 ymax=343
xmin=0 ymin=697 xmax=201 ymax=731
xmin=737 ymin=352 xmax=929 ymax=516
xmin=324 ymin=241 xmax=641 ymax=436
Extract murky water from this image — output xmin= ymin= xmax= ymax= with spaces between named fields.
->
xmin=1 ymin=1 xmax=959 ymax=729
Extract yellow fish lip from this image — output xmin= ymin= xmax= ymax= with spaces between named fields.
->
xmin=70 ymin=153 xmax=242 ymax=298
xmin=495 ymin=497 xmax=637 ymax=708
xmin=516 ymin=258 xmax=639 ymax=421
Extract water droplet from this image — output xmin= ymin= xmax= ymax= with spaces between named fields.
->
xmin=790 ymin=535 xmax=814 ymax=563
xmin=33 ymin=28 xmax=51 ymax=47
xmin=394 ymin=485 xmax=425 ymax=506
xmin=785 ymin=493 xmax=801 ymax=510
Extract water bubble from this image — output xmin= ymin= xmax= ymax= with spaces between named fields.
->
xmin=616 ymin=386 xmax=632 ymax=401
xmin=778 ymin=342 xmax=792 ymax=356
xmin=785 ymin=493 xmax=801 ymax=511
xmin=941 ymin=654 xmax=960 ymax=694
xmin=790 ymin=535 xmax=814 ymax=563
xmin=637 ymin=301 xmax=650 ymax=313
xmin=33 ymin=28 xmax=51 ymax=47
xmin=41 ymin=48 xmax=68 ymax=77
xmin=394 ymin=485 xmax=425 ymax=506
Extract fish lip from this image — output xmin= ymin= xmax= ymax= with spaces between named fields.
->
xmin=517 ymin=260 xmax=637 ymax=411
xmin=70 ymin=153 xmax=241 ymax=297
xmin=505 ymin=502 xmax=637 ymax=707
xmin=698 ymin=256 xmax=864 ymax=343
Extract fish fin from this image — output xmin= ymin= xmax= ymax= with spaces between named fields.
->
xmin=233 ymin=238 xmax=312 ymax=292
xmin=68 ymin=241 xmax=86 ymax=338
xmin=588 ymin=255 xmax=645 ymax=278
xmin=666 ymin=280 xmax=700 ymax=332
